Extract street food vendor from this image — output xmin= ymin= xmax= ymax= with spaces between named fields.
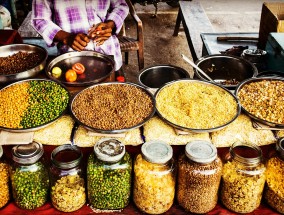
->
xmin=31 ymin=0 xmax=129 ymax=71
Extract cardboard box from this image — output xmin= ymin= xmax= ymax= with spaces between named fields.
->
xmin=258 ymin=2 xmax=284 ymax=49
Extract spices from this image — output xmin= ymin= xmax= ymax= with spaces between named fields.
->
xmin=10 ymin=142 xmax=49 ymax=210
xmin=133 ymin=141 xmax=176 ymax=214
xmin=71 ymin=83 xmax=154 ymax=130
xmin=50 ymin=144 xmax=86 ymax=212
xmin=264 ymin=138 xmax=284 ymax=213
xmin=0 ymin=146 xmax=10 ymax=208
xmin=220 ymin=142 xmax=266 ymax=213
xmin=177 ymin=141 xmax=222 ymax=214
xmin=87 ymin=138 xmax=132 ymax=210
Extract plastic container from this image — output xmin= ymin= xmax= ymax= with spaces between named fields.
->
xmin=87 ymin=138 xmax=132 ymax=210
xmin=0 ymin=146 xmax=10 ymax=208
xmin=50 ymin=144 xmax=86 ymax=212
xmin=133 ymin=140 xmax=176 ymax=214
xmin=10 ymin=142 xmax=49 ymax=210
xmin=264 ymin=137 xmax=284 ymax=213
xmin=177 ymin=140 xmax=222 ymax=214
xmin=220 ymin=142 xmax=266 ymax=213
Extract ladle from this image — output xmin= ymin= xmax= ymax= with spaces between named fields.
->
xmin=181 ymin=54 xmax=215 ymax=82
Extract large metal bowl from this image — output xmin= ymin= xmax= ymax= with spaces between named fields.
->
xmin=0 ymin=43 xmax=48 ymax=84
xmin=46 ymin=51 xmax=115 ymax=86
xmin=195 ymin=54 xmax=258 ymax=89
xmin=235 ymin=77 xmax=284 ymax=127
xmin=0 ymin=79 xmax=70 ymax=132
xmin=70 ymin=82 xmax=155 ymax=134
xmin=155 ymin=79 xmax=241 ymax=133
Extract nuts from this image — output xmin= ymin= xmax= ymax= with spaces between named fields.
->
xmin=51 ymin=175 xmax=86 ymax=212
xmin=177 ymin=154 xmax=222 ymax=214
xmin=0 ymin=163 xmax=9 ymax=208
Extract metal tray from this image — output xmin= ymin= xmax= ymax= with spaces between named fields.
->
xmin=235 ymin=77 xmax=284 ymax=128
xmin=46 ymin=51 xmax=115 ymax=86
xmin=70 ymin=82 xmax=156 ymax=134
xmin=154 ymin=79 xmax=241 ymax=133
xmin=0 ymin=43 xmax=48 ymax=84
xmin=0 ymin=79 xmax=70 ymax=133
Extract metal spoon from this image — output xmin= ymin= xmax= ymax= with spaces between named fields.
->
xmin=181 ymin=54 xmax=215 ymax=82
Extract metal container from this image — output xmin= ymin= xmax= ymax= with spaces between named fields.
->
xmin=0 ymin=44 xmax=48 ymax=84
xmin=138 ymin=65 xmax=190 ymax=94
xmin=195 ymin=54 xmax=258 ymax=89
xmin=46 ymin=51 xmax=115 ymax=86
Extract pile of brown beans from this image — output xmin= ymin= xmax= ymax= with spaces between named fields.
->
xmin=72 ymin=84 xmax=154 ymax=130
xmin=0 ymin=51 xmax=42 ymax=75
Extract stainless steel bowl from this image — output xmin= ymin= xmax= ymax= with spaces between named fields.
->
xmin=46 ymin=51 xmax=115 ymax=86
xmin=235 ymin=77 xmax=284 ymax=128
xmin=195 ymin=54 xmax=258 ymax=89
xmin=70 ymin=82 xmax=155 ymax=134
xmin=0 ymin=44 xmax=48 ymax=84
xmin=155 ymin=79 xmax=241 ymax=133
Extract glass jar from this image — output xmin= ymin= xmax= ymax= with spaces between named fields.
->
xmin=10 ymin=142 xmax=49 ymax=210
xmin=177 ymin=140 xmax=222 ymax=214
xmin=264 ymin=137 xmax=284 ymax=214
xmin=133 ymin=140 xmax=176 ymax=214
xmin=0 ymin=146 xmax=10 ymax=208
xmin=87 ymin=138 xmax=132 ymax=210
xmin=50 ymin=144 xmax=86 ymax=212
xmin=220 ymin=142 xmax=266 ymax=213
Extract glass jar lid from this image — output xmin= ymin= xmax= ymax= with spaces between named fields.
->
xmin=276 ymin=137 xmax=284 ymax=159
xmin=0 ymin=145 xmax=3 ymax=158
xmin=141 ymin=140 xmax=173 ymax=164
xmin=94 ymin=138 xmax=125 ymax=163
xmin=185 ymin=140 xmax=217 ymax=164
xmin=12 ymin=142 xmax=44 ymax=164
xmin=51 ymin=144 xmax=82 ymax=169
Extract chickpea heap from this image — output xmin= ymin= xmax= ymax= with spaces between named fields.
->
xmin=0 ymin=163 xmax=10 ymax=208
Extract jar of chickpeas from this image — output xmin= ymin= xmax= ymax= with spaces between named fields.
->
xmin=177 ymin=140 xmax=222 ymax=214
xmin=50 ymin=144 xmax=86 ymax=212
xmin=220 ymin=142 xmax=266 ymax=213
xmin=264 ymin=137 xmax=284 ymax=214
xmin=0 ymin=146 xmax=10 ymax=208
xmin=133 ymin=140 xmax=176 ymax=214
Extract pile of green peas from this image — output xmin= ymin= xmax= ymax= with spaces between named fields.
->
xmin=87 ymin=153 xmax=132 ymax=210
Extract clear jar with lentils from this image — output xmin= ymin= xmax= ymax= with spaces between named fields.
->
xmin=50 ymin=144 xmax=86 ymax=212
xmin=177 ymin=140 xmax=222 ymax=214
xmin=220 ymin=142 xmax=266 ymax=213
xmin=87 ymin=138 xmax=132 ymax=210
xmin=0 ymin=146 xmax=10 ymax=208
xmin=133 ymin=141 xmax=176 ymax=214
xmin=10 ymin=142 xmax=49 ymax=210
xmin=264 ymin=137 xmax=284 ymax=214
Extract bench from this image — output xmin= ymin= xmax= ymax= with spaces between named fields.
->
xmin=173 ymin=1 xmax=214 ymax=61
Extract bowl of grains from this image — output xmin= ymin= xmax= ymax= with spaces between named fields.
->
xmin=154 ymin=79 xmax=241 ymax=133
xmin=0 ymin=44 xmax=48 ymax=84
xmin=70 ymin=82 xmax=155 ymax=133
xmin=0 ymin=79 xmax=69 ymax=132
xmin=235 ymin=77 xmax=284 ymax=127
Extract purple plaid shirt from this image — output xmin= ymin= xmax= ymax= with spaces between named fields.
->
xmin=31 ymin=0 xmax=129 ymax=70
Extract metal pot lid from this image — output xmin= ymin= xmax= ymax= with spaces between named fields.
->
xmin=276 ymin=137 xmax=284 ymax=159
xmin=0 ymin=145 xmax=3 ymax=158
xmin=12 ymin=142 xmax=44 ymax=164
xmin=141 ymin=140 xmax=173 ymax=164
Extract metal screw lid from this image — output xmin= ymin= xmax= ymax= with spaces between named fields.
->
xmin=0 ymin=145 xmax=3 ymax=158
xmin=141 ymin=140 xmax=173 ymax=164
xmin=276 ymin=137 xmax=284 ymax=159
xmin=185 ymin=140 xmax=217 ymax=164
xmin=12 ymin=142 xmax=44 ymax=165
xmin=94 ymin=138 xmax=125 ymax=163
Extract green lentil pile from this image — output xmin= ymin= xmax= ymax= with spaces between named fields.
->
xmin=10 ymin=162 xmax=49 ymax=210
xmin=0 ymin=80 xmax=69 ymax=129
xmin=87 ymin=153 xmax=132 ymax=210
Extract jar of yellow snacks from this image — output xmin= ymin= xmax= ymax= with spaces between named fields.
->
xmin=264 ymin=137 xmax=284 ymax=214
xmin=220 ymin=142 xmax=266 ymax=213
xmin=133 ymin=140 xmax=176 ymax=214
xmin=177 ymin=140 xmax=222 ymax=214
xmin=50 ymin=144 xmax=86 ymax=212
xmin=0 ymin=146 xmax=10 ymax=208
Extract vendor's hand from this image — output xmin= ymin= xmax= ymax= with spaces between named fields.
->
xmin=55 ymin=31 xmax=90 ymax=51
xmin=88 ymin=21 xmax=115 ymax=46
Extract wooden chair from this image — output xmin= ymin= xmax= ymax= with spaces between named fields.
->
xmin=118 ymin=0 xmax=144 ymax=70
